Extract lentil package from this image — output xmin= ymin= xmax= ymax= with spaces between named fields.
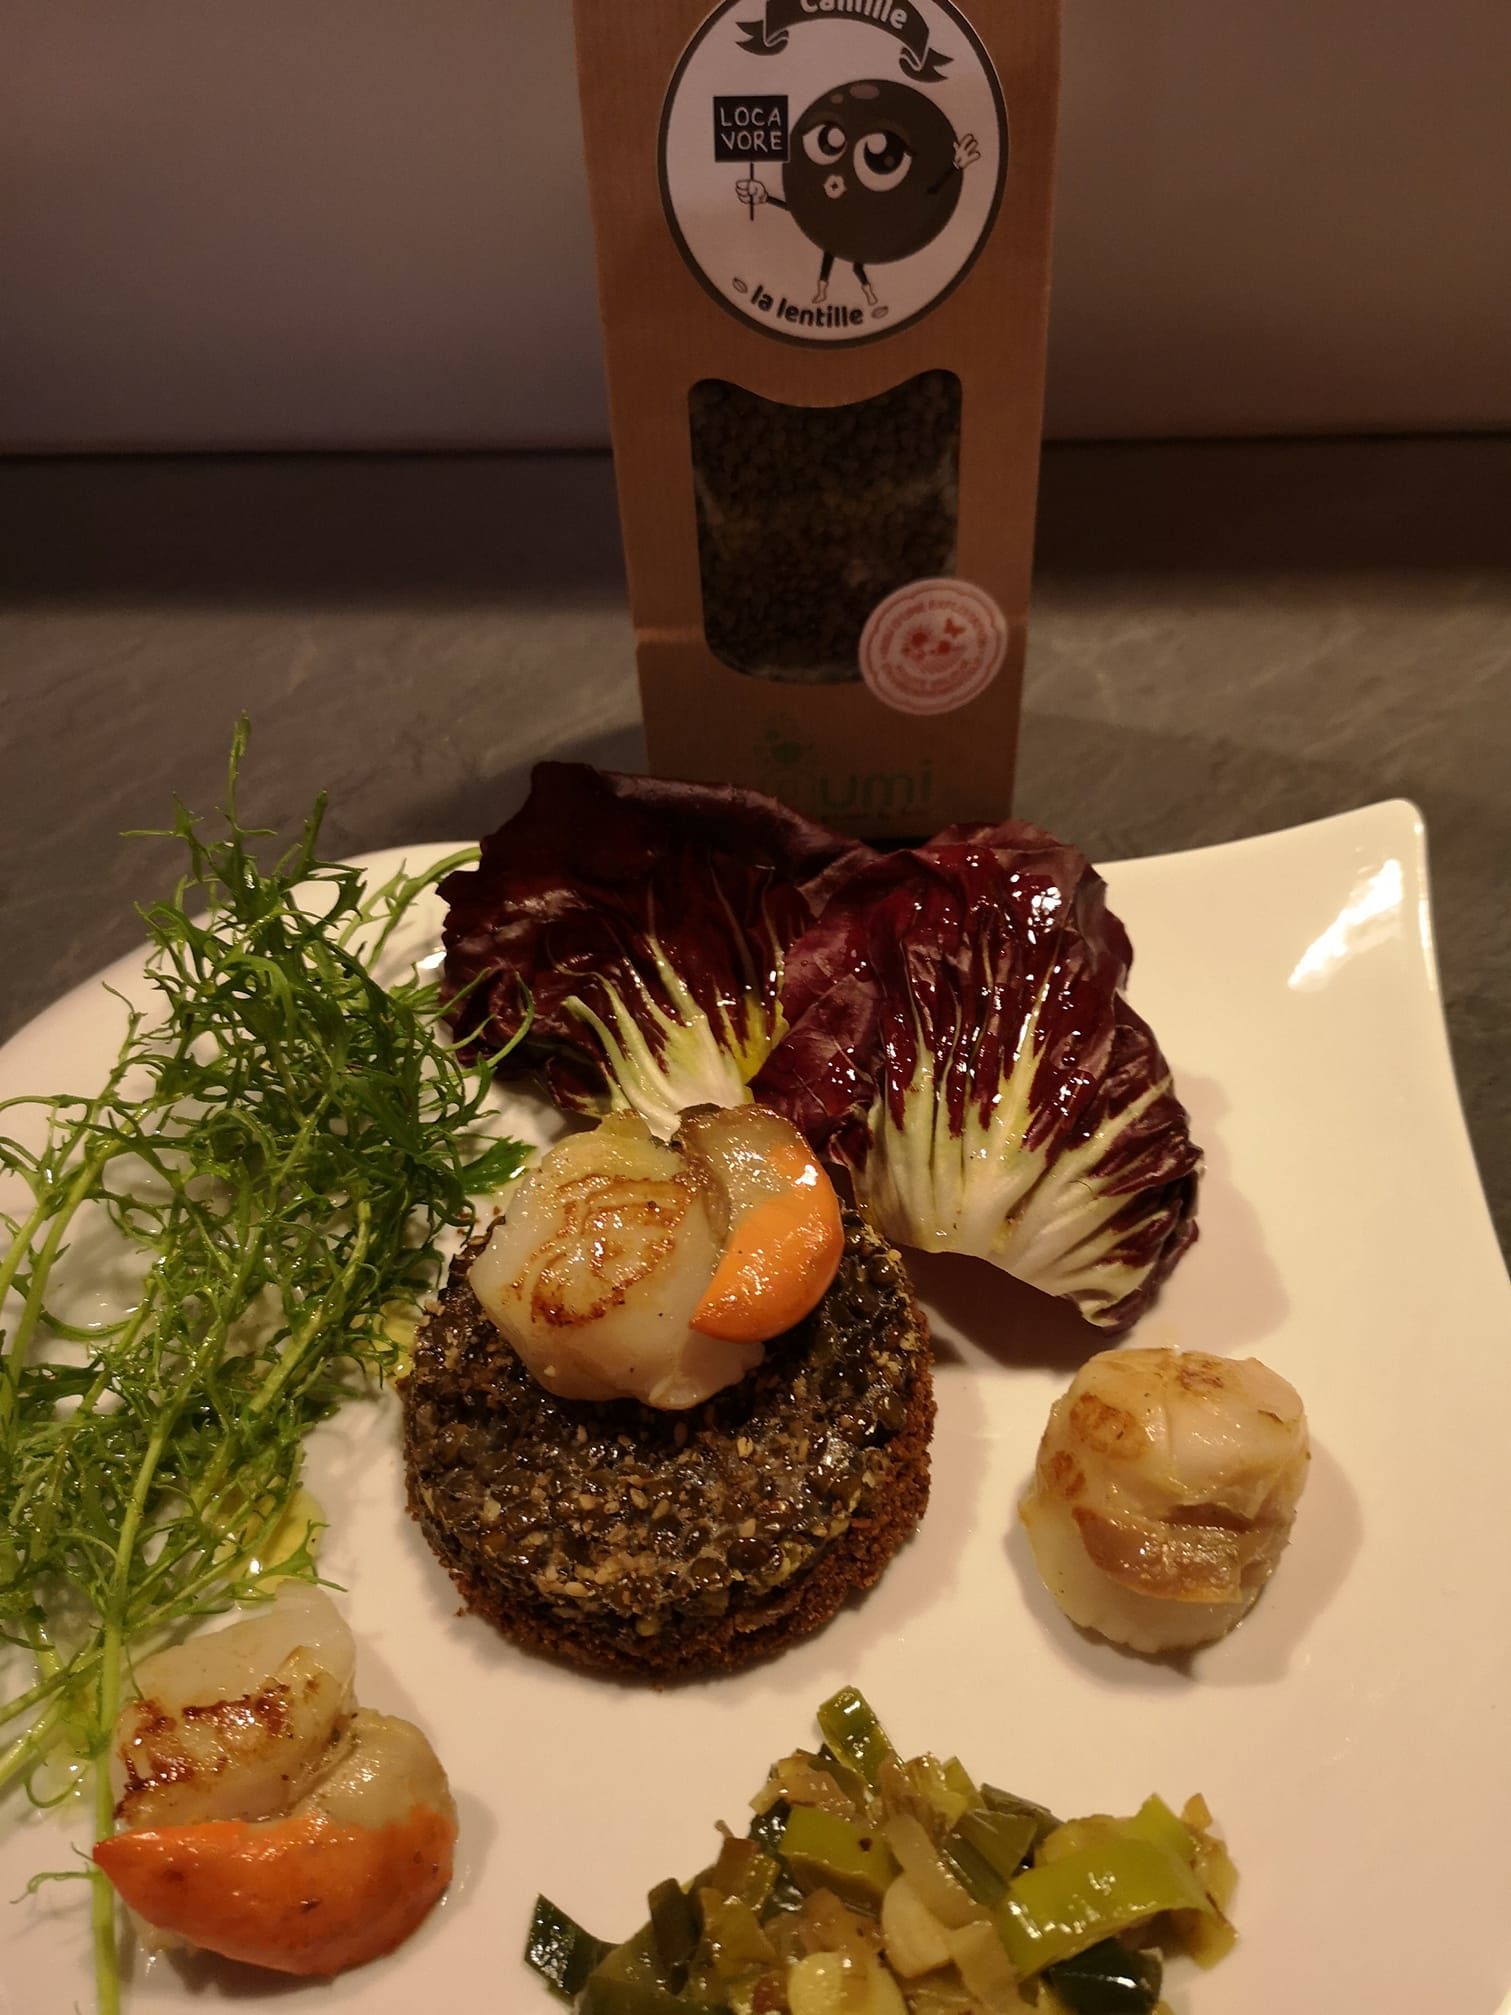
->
xmin=573 ymin=0 xmax=1059 ymax=835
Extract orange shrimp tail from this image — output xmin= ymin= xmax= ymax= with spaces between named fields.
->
xmin=94 ymin=1804 xmax=455 ymax=1977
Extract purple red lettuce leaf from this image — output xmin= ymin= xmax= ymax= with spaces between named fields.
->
xmin=753 ymin=822 xmax=1201 ymax=1329
xmin=439 ymin=764 xmax=872 ymax=1137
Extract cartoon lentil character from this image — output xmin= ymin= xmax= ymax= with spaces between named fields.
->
xmin=736 ymin=78 xmax=980 ymax=318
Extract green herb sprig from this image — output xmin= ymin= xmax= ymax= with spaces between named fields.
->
xmin=0 ymin=725 xmax=526 ymax=2010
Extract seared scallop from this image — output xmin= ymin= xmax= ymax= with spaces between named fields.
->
xmin=96 ymin=1584 xmax=457 ymax=1978
xmin=111 ymin=1583 xmax=356 ymax=1829
xmin=469 ymin=1106 xmax=843 ymax=1410
xmin=1020 ymin=1347 xmax=1309 ymax=1652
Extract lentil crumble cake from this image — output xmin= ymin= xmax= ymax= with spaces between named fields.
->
xmin=401 ymin=1210 xmax=933 ymax=1679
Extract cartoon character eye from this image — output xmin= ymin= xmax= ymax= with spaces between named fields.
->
xmin=802 ymin=122 xmax=848 ymax=166
xmin=853 ymin=129 xmax=912 ymax=192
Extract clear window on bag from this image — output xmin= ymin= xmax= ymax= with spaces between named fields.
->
xmin=690 ymin=370 xmax=962 ymax=683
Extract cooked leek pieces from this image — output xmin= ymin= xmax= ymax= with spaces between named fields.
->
xmin=525 ymin=1691 xmax=1236 ymax=2014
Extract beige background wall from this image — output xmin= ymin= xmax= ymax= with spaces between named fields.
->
xmin=4 ymin=0 xmax=1509 ymax=451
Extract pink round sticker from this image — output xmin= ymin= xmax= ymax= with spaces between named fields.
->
xmin=859 ymin=576 xmax=1008 ymax=715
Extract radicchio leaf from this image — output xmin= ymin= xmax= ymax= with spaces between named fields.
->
xmin=754 ymin=822 xmax=1201 ymax=1329
xmin=440 ymin=765 xmax=873 ymax=1138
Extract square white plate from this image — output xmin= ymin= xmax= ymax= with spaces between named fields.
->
xmin=3 ymin=800 xmax=1508 ymax=2014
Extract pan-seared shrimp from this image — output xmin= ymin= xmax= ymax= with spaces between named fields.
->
xmin=95 ymin=1586 xmax=456 ymax=1977
xmin=1020 ymin=1347 xmax=1310 ymax=1653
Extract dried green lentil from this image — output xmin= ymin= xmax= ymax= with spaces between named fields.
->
xmin=690 ymin=371 xmax=962 ymax=682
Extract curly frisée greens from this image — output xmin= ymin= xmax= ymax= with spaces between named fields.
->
xmin=526 ymin=1688 xmax=1237 ymax=2015
xmin=0 ymin=728 xmax=526 ymax=2014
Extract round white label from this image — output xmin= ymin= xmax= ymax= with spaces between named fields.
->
xmin=859 ymin=575 xmax=1007 ymax=714
xmin=660 ymin=0 xmax=1007 ymax=347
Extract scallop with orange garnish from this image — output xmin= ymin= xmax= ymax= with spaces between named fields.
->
xmin=466 ymin=1105 xmax=844 ymax=1410
xmin=94 ymin=1585 xmax=456 ymax=1977
xmin=402 ymin=1105 xmax=933 ymax=1679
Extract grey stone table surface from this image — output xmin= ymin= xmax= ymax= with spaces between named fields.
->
xmin=1 ymin=438 xmax=1507 ymax=1258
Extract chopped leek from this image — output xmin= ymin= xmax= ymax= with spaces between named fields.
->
xmin=647 ymin=1880 xmax=698 ymax=1976
xmin=781 ymin=1804 xmax=898 ymax=1908
xmin=1045 ymin=1938 xmax=1164 ymax=2015
xmin=982 ymin=1785 xmax=1061 ymax=1849
xmin=817 ymin=1686 xmax=897 ymax=1790
xmin=953 ymin=1809 xmax=1040 ymax=1889
xmin=527 ymin=1896 xmax=612 ymax=1999
xmin=998 ymin=1838 xmax=1211 ymax=1977
xmin=522 ymin=1692 xmax=1237 ymax=2013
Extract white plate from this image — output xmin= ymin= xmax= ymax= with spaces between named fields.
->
xmin=3 ymin=801 xmax=1508 ymax=2015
